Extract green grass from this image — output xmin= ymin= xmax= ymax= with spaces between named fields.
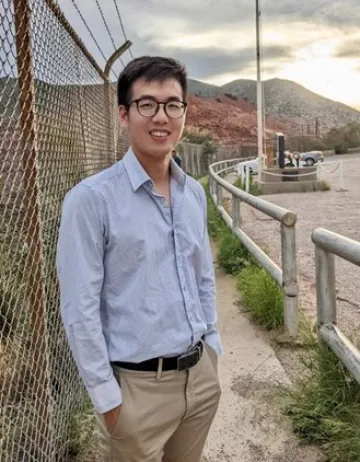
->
xmin=286 ymin=344 xmax=360 ymax=462
xmin=233 ymin=175 xmax=262 ymax=196
xmin=297 ymin=314 xmax=317 ymax=347
xmin=236 ymin=266 xmax=284 ymax=330
xmin=203 ymin=180 xmax=227 ymax=240
xmin=202 ymin=178 xmax=256 ymax=275
xmin=68 ymin=399 xmax=97 ymax=457
xmin=217 ymin=232 xmax=256 ymax=276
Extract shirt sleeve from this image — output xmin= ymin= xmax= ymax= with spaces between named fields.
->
xmin=198 ymin=186 xmax=223 ymax=355
xmin=56 ymin=184 xmax=122 ymax=413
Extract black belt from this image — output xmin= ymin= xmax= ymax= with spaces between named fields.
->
xmin=113 ymin=341 xmax=203 ymax=372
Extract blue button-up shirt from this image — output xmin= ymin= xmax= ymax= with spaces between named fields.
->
xmin=56 ymin=149 xmax=222 ymax=413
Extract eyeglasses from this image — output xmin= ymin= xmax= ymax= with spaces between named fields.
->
xmin=128 ymin=98 xmax=187 ymax=119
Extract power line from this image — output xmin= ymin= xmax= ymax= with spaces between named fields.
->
xmin=113 ymin=0 xmax=134 ymax=59
xmin=94 ymin=0 xmax=125 ymax=67
xmin=70 ymin=0 xmax=118 ymax=80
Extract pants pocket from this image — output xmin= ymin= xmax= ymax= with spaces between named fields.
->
xmin=204 ymin=342 xmax=219 ymax=373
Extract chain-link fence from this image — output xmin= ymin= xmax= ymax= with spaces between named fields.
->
xmin=0 ymin=0 xmax=126 ymax=460
xmin=0 ymin=1 xmax=251 ymax=460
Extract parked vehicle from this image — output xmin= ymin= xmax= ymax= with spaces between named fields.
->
xmin=300 ymin=151 xmax=324 ymax=166
xmin=236 ymin=150 xmax=324 ymax=174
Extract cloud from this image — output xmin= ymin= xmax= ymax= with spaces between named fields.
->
xmin=335 ymin=40 xmax=360 ymax=59
xmin=131 ymin=41 xmax=293 ymax=81
xmin=262 ymin=0 xmax=360 ymax=29
xmin=57 ymin=0 xmax=360 ymax=102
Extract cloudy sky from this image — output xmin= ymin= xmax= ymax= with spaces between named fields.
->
xmin=58 ymin=0 xmax=360 ymax=109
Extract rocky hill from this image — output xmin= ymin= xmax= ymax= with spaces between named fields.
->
xmin=189 ymin=78 xmax=360 ymax=130
xmin=185 ymin=94 xmax=302 ymax=145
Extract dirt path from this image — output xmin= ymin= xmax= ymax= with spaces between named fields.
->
xmin=202 ymin=243 xmax=324 ymax=462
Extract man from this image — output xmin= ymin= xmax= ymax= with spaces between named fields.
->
xmin=172 ymin=149 xmax=182 ymax=168
xmin=56 ymin=56 xmax=222 ymax=462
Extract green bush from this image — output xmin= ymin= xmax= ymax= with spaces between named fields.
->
xmin=181 ymin=130 xmax=213 ymax=144
xmin=334 ymin=144 xmax=348 ymax=155
xmin=286 ymin=345 xmax=360 ymax=461
xmin=202 ymin=179 xmax=256 ymax=275
xmin=217 ymin=232 xmax=255 ymax=276
xmin=236 ymin=266 xmax=284 ymax=329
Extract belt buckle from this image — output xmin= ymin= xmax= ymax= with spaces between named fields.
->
xmin=177 ymin=344 xmax=201 ymax=372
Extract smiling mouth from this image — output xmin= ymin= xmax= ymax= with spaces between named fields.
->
xmin=149 ymin=130 xmax=170 ymax=138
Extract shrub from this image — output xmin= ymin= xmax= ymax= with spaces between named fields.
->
xmin=334 ymin=144 xmax=348 ymax=155
xmin=217 ymin=232 xmax=255 ymax=276
xmin=236 ymin=266 xmax=284 ymax=329
xmin=286 ymin=344 xmax=360 ymax=462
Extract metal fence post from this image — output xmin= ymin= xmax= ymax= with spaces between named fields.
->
xmin=339 ymin=160 xmax=345 ymax=191
xmin=197 ymin=150 xmax=201 ymax=177
xmin=184 ymin=146 xmax=189 ymax=173
xmin=191 ymin=150 xmax=196 ymax=176
xmin=216 ymin=182 xmax=223 ymax=207
xmin=245 ymin=166 xmax=250 ymax=192
xmin=281 ymin=222 xmax=298 ymax=336
xmin=210 ymin=176 xmax=215 ymax=196
xmin=104 ymin=81 xmax=115 ymax=166
xmin=232 ymin=196 xmax=241 ymax=229
xmin=77 ymin=54 xmax=88 ymax=179
xmin=315 ymin=245 xmax=337 ymax=327
xmin=14 ymin=0 xmax=52 ymax=448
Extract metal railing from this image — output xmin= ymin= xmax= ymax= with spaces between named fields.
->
xmin=312 ymin=228 xmax=360 ymax=383
xmin=209 ymin=159 xmax=299 ymax=336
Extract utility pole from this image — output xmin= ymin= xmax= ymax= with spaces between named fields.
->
xmin=256 ymin=0 xmax=264 ymax=182
xmin=301 ymin=124 xmax=304 ymax=151
xmin=315 ymin=117 xmax=319 ymax=139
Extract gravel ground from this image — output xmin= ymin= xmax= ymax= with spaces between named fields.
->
xmin=226 ymin=153 xmax=360 ymax=337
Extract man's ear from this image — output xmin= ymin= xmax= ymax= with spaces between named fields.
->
xmin=119 ymin=105 xmax=128 ymax=128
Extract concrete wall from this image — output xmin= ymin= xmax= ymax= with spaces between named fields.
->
xmin=260 ymin=180 xmax=327 ymax=195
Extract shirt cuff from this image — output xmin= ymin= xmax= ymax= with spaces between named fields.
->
xmin=87 ymin=376 xmax=123 ymax=413
xmin=204 ymin=331 xmax=223 ymax=356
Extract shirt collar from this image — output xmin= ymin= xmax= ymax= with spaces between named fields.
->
xmin=170 ymin=157 xmax=186 ymax=187
xmin=123 ymin=149 xmax=151 ymax=192
xmin=123 ymin=148 xmax=186 ymax=192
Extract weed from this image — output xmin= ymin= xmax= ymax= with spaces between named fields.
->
xmin=236 ymin=266 xmax=284 ymax=330
xmin=286 ymin=344 xmax=360 ymax=462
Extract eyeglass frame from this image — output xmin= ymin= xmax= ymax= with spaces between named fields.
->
xmin=126 ymin=97 xmax=188 ymax=119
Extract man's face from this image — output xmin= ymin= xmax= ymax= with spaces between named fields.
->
xmin=119 ymin=78 xmax=186 ymax=160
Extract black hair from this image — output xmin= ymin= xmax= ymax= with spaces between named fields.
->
xmin=117 ymin=56 xmax=188 ymax=107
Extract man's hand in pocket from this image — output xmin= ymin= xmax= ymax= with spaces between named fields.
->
xmin=103 ymin=404 xmax=122 ymax=434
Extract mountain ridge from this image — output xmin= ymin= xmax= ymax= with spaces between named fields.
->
xmin=188 ymin=77 xmax=360 ymax=129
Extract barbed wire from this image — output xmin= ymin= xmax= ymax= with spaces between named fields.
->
xmin=113 ymin=0 xmax=134 ymax=59
xmin=69 ymin=0 xmax=118 ymax=80
xmin=94 ymin=0 xmax=125 ymax=68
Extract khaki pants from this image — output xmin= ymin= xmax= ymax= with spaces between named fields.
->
xmin=95 ymin=343 xmax=221 ymax=462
